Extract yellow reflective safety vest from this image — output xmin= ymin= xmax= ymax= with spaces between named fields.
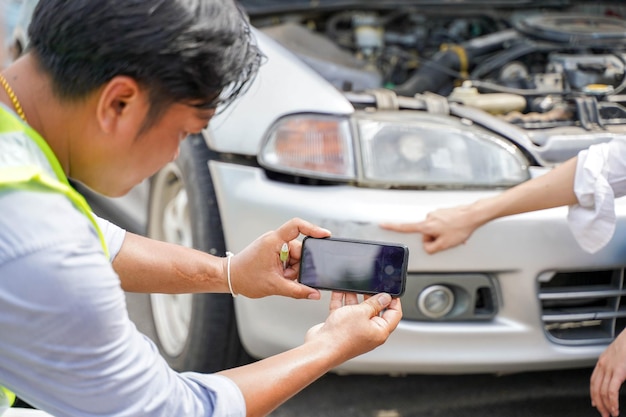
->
xmin=0 ymin=385 xmax=15 ymax=411
xmin=0 ymin=105 xmax=108 ymax=256
xmin=0 ymin=105 xmax=110 ymax=410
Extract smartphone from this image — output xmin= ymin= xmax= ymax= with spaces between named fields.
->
xmin=298 ymin=236 xmax=409 ymax=297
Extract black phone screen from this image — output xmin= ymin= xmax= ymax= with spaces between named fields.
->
xmin=298 ymin=237 xmax=408 ymax=296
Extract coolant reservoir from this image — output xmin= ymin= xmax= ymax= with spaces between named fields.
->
xmin=449 ymin=81 xmax=526 ymax=114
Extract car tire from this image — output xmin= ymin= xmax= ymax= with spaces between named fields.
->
xmin=147 ymin=134 xmax=252 ymax=373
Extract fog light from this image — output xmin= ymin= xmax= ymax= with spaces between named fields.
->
xmin=417 ymin=285 xmax=455 ymax=319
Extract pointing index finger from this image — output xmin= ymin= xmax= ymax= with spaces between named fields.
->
xmin=380 ymin=221 xmax=426 ymax=234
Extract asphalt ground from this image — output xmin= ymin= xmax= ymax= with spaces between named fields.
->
xmin=268 ymin=367 xmax=602 ymax=417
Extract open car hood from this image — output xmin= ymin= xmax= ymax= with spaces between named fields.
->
xmin=241 ymin=0 xmax=570 ymax=15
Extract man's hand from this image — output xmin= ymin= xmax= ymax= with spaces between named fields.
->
xmin=219 ymin=292 xmax=402 ymax=417
xmin=226 ymin=217 xmax=331 ymax=299
xmin=381 ymin=205 xmax=479 ymax=254
xmin=591 ymin=330 xmax=626 ymax=417
xmin=305 ymin=292 xmax=402 ymax=362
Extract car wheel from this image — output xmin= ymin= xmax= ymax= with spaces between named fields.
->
xmin=147 ymin=134 xmax=251 ymax=372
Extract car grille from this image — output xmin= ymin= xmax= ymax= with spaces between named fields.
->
xmin=539 ymin=269 xmax=626 ymax=345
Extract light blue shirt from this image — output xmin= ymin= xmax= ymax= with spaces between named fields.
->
xmin=0 ymin=183 xmax=246 ymax=415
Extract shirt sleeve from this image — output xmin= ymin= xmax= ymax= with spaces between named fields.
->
xmin=567 ymin=136 xmax=626 ymax=253
xmin=0 ymin=191 xmax=246 ymax=417
xmin=95 ymin=215 xmax=127 ymax=262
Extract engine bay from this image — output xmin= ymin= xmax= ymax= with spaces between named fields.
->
xmin=253 ymin=3 xmax=626 ymax=141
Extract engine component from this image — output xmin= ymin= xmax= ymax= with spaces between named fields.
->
xmin=352 ymin=13 xmax=384 ymax=58
xmin=449 ymin=81 xmax=527 ymax=114
xmin=257 ymin=7 xmax=626 ymax=132
xmin=395 ymin=29 xmax=522 ymax=96
xmin=261 ymin=22 xmax=381 ymax=91
xmin=549 ymin=53 xmax=626 ymax=92
xmin=515 ymin=14 xmax=626 ymax=46
xmin=501 ymin=105 xmax=573 ymax=125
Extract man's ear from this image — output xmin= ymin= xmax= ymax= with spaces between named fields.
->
xmin=96 ymin=76 xmax=147 ymax=135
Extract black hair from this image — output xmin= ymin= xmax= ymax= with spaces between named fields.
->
xmin=28 ymin=0 xmax=262 ymax=126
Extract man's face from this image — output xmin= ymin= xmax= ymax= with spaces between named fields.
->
xmin=79 ymin=99 xmax=214 ymax=197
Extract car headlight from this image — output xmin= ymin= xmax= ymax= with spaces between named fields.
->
xmin=258 ymin=114 xmax=356 ymax=180
xmin=259 ymin=112 xmax=530 ymax=188
xmin=356 ymin=112 xmax=530 ymax=188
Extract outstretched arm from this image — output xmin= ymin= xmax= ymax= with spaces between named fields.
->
xmin=382 ymin=157 xmax=579 ymax=254
xmin=219 ymin=292 xmax=402 ymax=417
xmin=112 ymin=217 xmax=331 ymax=300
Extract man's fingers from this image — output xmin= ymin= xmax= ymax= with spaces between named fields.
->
xmin=279 ymin=280 xmax=321 ymax=300
xmin=329 ymin=292 xmax=360 ymax=310
xmin=380 ymin=297 xmax=402 ymax=331
xmin=344 ymin=292 xmax=359 ymax=306
xmin=329 ymin=292 xmax=345 ymax=312
xmin=276 ymin=217 xmax=331 ymax=242
xmin=286 ymin=240 xmax=303 ymax=262
xmin=362 ymin=293 xmax=392 ymax=317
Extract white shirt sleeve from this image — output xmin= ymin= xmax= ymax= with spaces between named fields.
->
xmin=568 ymin=136 xmax=626 ymax=253
xmin=95 ymin=215 xmax=127 ymax=261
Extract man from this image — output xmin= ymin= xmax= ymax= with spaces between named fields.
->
xmin=383 ymin=136 xmax=626 ymax=417
xmin=0 ymin=1 xmax=403 ymax=416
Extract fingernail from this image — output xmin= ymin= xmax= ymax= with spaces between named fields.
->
xmin=378 ymin=293 xmax=392 ymax=306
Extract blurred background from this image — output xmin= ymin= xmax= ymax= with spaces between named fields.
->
xmin=2 ymin=0 xmax=27 ymax=67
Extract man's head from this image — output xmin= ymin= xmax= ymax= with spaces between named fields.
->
xmin=20 ymin=0 xmax=262 ymax=196
xmin=28 ymin=0 xmax=261 ymax=126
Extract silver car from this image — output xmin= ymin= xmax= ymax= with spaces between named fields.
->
xmin=13 ymin=0 xmax=626 ymax=375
